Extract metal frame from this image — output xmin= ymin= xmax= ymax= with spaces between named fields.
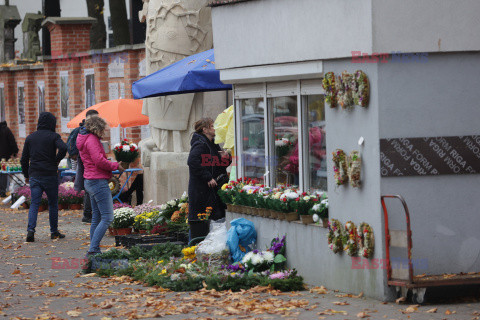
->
xmin=381 ymin=194 xmax=480 ymax=289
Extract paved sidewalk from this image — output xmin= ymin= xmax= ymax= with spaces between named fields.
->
xmin=0 ymin=203 xmax=479 ymax=319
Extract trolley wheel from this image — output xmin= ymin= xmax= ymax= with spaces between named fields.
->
xmin=412 ymin=288 xmax=427 ymax=304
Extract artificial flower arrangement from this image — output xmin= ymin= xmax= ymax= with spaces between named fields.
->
xmin=332 ymin=149 xmax=348 ymax=186
xmin=348 ymin=151 xmax=362 ymax=188
xmin=327 ymin=219 xmax=375 ymax=258
xmin=113 ymin=139 xmax=139 ymax=163
xmin=112 ymin=207 xmax=135 ymax=229
xmin=327 ymin=219 xmax=344 ymax=254
xmin=335 ymin=71 xmax=355 ymax=109
xmin=358 ymin=222 xmax=374 ymax=258
xmin=344 ymin=221 xmax=358 ymax=256
xmin=322 ymin=71 xmax=337 ymax=108
xmin=353 ymin=70 xmax=370 ymax=107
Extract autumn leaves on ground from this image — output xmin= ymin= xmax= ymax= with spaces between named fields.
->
xmin=1 ymin=205 xmax=480 ymax=320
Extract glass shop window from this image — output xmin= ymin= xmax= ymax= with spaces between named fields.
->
xmin=240 ymin=98 xmax=265 ymax=182
xmin=270 ymin=96 xmax=298 ymax=186
xmin=305 ymin=94 xmax=327 ymax=191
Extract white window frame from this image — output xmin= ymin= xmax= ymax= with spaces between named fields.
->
xmin=234 ymin=79 xmax=325 ymax=191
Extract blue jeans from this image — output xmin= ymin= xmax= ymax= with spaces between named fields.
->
xmin=84 ymin=179 xmax=113 ymax=253
xmin=27 ymin=176 xmax=59 ymax=234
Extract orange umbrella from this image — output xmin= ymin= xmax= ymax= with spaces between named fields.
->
xmin=67 ymin=99 xmax=149 ymax=129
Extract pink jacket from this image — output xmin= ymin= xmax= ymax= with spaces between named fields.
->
xmin=76 ymin=132 xmax=119 ymax=180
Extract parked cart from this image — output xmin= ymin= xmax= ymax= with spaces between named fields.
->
xmin=381 ymin=195 xmax=480 ymax=303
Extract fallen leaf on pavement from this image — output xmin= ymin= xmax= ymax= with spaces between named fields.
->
xmin=395 ymin=297 xmax=406 ymax=304
xmin=402 ymin=305 xmax=419 ymax=314
xmin=318 ymin=309 xmax=347 ymax=315
xmin=426 ymin=308 xmax=437 ymax=313
xmin=357 ymin=311 xmax=370 ymax=318
xmin=445 ymin=309 xmax=456 ymax=314
xmin=333 ymin=301 xmax=349 ymax=305
xmin=66 ymin=310 xmax=81 ymax=317
xmin=310 ymin=286 xmax=327 ymax=294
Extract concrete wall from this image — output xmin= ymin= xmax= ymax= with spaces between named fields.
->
xmin=211 ymin=0 xmax=480 ymax=70
xmin=323 ymin=59 xmax=390 ymax=300
xmin=378 ymin=52 xmax=480 ymax=275
xmin=211 ymin=0 xmax=373 ymax=69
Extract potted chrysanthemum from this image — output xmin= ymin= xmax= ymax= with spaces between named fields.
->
xmin=112 ymin=207 xmax=135 ymax=235
xmin=113 ymin=139 xmax=139 ymax=167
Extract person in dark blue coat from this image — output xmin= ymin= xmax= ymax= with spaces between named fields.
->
xmin=21 ymin=112 xmax=67 ymax=242
xmin=187 ymin=117 xmax=231 ymax=241
xmin=0 ymin=121 xmax=19 ymax=196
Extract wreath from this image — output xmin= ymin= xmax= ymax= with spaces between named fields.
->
xmin=357 ymin=223 xmax=374 ymax=258
xmin=322 ymin=72 xmax=337 ymax=108
xmin=353 ymin=70 xmax=370 ymax=107
xmin=108 ymin=177 xmax=120 ymax=196
xmin=335 ymin=71 xmax=355 ymax=109
xmin=332 ymin=149 xmax=348 ymax=186
xmin=344 ymin=221 xmax=358 ymax=256
xmin=348 ymin=151 xmax=362 ymax=188
xmin=327 ymin=219 xmax=344 ymax=254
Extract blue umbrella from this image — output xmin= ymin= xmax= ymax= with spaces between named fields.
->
xmin=132 ymin=49 xmax=232 ymax=99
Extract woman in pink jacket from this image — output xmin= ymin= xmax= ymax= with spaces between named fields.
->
xmin=77 ymin=116 xmax=125 ymax=255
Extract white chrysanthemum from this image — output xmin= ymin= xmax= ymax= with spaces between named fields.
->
xmin=312 ymin=214 xmax=319 ymax=223
xmin=167 ymin=200 xmax=176 ymax=206
xmin=321 ymin=199 xmax=329 ymax=207
xmin=346 ymin=223 xmax=351 ymax=229
xmin=274 ymin=140 xmax=283 ymax=147
xmin=131 ymin=143 xmax=138 ymax=150
xmin=273 ymin=192 xmax=282 ymax=199
xmin=312 ymin=204 xmax=320 ymax=211
xmin=114 ymin=143 xmax=121 ymax=148
xmin=286 ymin=192 xmax=299 ymax=199
xmin=251 ymin=254 xmax=264 ymax=265
xmin=122 ymin=145 xmax=130 ymax=152
xmin=160 ymin=204 xmax=167 ymax=210
xmin=303 ymin=196 xmax=310 ymax=201
xmin=181 ymin=191 xmax=187 ymax=200
xmin=242 ymin=251 xmax=254 ymax=263
xmin=263 ymin=251 xmax=274 ymax=263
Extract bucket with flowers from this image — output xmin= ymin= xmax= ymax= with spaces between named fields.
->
xmin=113 ymin=139 xmax=139 ymax=167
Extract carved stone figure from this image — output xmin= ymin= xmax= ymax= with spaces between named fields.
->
xmin=22 ymin=13 xmax=44 ymax=61
xmin=139 ymin=0 xmax=213 ymax=153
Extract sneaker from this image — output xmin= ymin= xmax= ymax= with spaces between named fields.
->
xmin=51 ymin=231 xmax=65 ymax=239
xmin=26 ymin=231 xmax=35 ymax=242
xmin=81 ymin=217 xmax=92 ymax=223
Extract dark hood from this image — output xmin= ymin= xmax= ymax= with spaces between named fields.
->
xmin=37 ymin=112 xmax=56 ymax=132
xmin=190 ymin=132 xmax=210 ymax=147
xmin=0 ymin=121 xmax=7 ymax=128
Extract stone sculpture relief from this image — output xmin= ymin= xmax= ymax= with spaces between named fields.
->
xmin=139 ymin=0 xmax=213 ymax=154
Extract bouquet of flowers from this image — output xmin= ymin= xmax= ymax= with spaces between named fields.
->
xmin=112 ymin=207 xmax=135 ymax=229
xmin=113 ymin=139 xmax=139 ymax=163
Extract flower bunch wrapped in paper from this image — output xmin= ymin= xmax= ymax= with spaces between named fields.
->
xmin=113 ymin=139 xmax=139 ymax=163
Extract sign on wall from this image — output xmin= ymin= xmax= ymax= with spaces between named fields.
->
xmin=84 ymin=69 xmax=95 ymax=109
xmin=37 ymin=81 xmax=45 ymax=114
xmin=380 ymin=136 xmax=480 ymax=177
xmin=109 ymin=83 xmax=119 ymax=100
xmin=119 ymin=83 xmax=125 ymax=99
xmin=108 ymin=59 xmax=125 ymax=78
xmin=17 ymin=82 xmax=26 ymax=138
xmin=60 ymin=71 xmax=70 ymax=133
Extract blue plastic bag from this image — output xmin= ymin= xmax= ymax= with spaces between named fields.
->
xmin=227 ymin=218 xmax=257 ymax=262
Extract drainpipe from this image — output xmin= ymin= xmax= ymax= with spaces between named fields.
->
xmin=5 ymin=0 xmax=9 ymax=6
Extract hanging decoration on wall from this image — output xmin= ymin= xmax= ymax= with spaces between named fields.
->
xmin=335 ymin=71 xmax=355 ymax=109
xmin=322 ymin=71 xmax=337 ymax=108
xmin=332 ymin=149 xmax=348 ymax=186
xmin=344 ymin=221 xmax=358 ymax=256
xmin=357 ymin=222 xmax=375 ymax=258
xmin=353 ymin=70 xmax=370 ymax=107
xmin=348 ymin=151 xmax=362 ymax=188
xmin=327 ymin=219 xmax=344 ymax=254
xmin=327 ymin=219 xmax=375 ymax=258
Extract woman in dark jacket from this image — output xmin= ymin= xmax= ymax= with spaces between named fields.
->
xmin=187 ymin=117 xmax=231 ymax=240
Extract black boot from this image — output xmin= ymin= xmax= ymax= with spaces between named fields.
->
xmin=51 ymin=231 xmax=65 ymax=239
xmin=26 ymin=231 xmax=35 ymax=242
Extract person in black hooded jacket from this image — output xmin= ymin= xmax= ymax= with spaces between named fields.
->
xmin=0 ymin=121 xmax=19 ymax=196
xmin=187 ymin=117 xmax=231 ymax=241
xmin=21 ymin=112 xmax=67 ymax=242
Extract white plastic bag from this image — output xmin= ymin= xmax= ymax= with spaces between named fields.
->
xmin=196 ymin=220 xmax=228 ymax=255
